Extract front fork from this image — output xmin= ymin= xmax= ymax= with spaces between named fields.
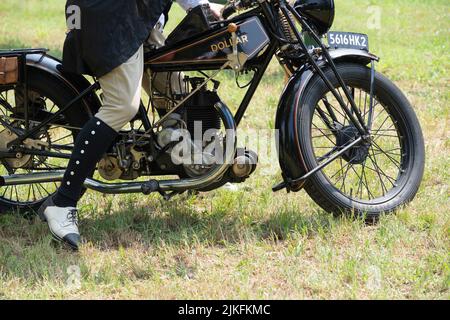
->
xmin=273 ymin=1 xmax=378 ymax=192
xmin=281 ymin=2 xmax=370 ymax=137
xmin=367 ymin=60 xmax=377 ymax=132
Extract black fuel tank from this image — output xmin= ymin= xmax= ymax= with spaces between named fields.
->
xmin=147 ymin=17 xmax=270 ymax=70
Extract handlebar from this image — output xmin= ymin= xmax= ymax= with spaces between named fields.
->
xmin=221 ymin=0 xmax=258 ymax=20
xmin=222 ymin=3 xmax=237 ymax=19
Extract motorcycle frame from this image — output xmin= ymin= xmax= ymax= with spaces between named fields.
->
xmin=0 ymin=0 xmax=376 ymax=194
xmin=4 ymin=5 xmax=280 ymax=150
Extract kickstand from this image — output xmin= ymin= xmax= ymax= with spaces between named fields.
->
xmin=158 ymin=190 xmax=180 ymax=201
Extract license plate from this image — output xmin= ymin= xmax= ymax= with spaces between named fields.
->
xmin=327 ymin=32 xmax=369 ymax=51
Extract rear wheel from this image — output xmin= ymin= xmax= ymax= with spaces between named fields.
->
xmin=0 ymin=69 xmax=93 ymax=214
xmin=297 ymin=63 xmax=425 ymax=219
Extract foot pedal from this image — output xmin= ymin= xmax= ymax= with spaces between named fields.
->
xmin=272 ymin=181 xmax=288 ymax=192
xmin=141 ymin=180 xmax=160 ymax=195
xmin=272 ymin=178 xmax=306 ymax=193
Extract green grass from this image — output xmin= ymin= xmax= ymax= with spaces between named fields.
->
xmin=0 ymin=0 xmax=449 ymax=299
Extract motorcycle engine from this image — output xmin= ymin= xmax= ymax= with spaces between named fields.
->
xmin=183 ymin=77 xmax=221 ymax=137
xmin=154 ymin=76 xmax=223 ymax=178
xmin=99 ymin=76 xmax=223 ymax=181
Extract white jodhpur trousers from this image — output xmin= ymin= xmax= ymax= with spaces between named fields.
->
xmin=95 ymin=27 xmax=184 ymax=132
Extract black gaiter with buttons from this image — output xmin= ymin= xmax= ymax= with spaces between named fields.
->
xmin=54 ymin=117 xmax=118 ymax=207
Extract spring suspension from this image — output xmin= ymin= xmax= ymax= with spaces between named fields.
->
xmin=278 ymin=9 xmax=297 ymax=43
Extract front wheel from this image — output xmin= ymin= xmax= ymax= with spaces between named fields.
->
xmin=297 ymin=63 xmax=425 ymax=219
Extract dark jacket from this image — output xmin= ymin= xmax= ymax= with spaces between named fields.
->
xmin=63 ymin=0 xmax=172 ymax=77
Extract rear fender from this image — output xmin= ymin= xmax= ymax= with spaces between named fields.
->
xmin=26 ymin=53 xmax=101 ymax=117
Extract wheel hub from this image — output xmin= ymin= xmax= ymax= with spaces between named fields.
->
xmin=0 ymin=127 xmax=50 ymax=169
xmin=0 ymin=129 xmax=33 ymax=168
xmin=336 ymin=125 xmax=370 ymax=165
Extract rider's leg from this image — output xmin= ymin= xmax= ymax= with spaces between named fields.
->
xmin=55 ymin=45 xmax=144 ymax=206
xmin=40 ymin=45 xmax=144 ymax=249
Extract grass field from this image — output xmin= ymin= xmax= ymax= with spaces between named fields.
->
xmin=0 ymin=0 xmax=449 ymax=299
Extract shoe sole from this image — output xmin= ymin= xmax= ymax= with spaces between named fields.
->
xmin=49 ymin=229 xmax=79 ymax=251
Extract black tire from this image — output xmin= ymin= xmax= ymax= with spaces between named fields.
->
xmin=0 ymin=68 xmax=93 ymax=214
xmin=297 ymin=63 xmax=425 ymax=219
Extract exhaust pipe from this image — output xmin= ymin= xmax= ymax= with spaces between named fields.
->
xmin=0 ymin=170 xmax=147 ymax=194
xmin=0 ymin=102 xmax=237 ymax=195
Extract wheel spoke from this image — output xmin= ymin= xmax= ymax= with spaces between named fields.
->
xmin=367 ymin=151 xmax=397 ymax=187
xmin=51 ymin=132 xmax=73 ymax=144
xmin=340 ymin=162 xmax=352 ymax=193
xmin=371 ymin=133 xmax=400 ymax=139
xmin=1 ymin=186 xmax=9 ymax=198
xmin=31 ymin=184 xmax=37 ymax=201
xmin=14 ymin=186 xmax=20 ymax=202
xmin=312 ymin=122 xmax=335 ymax=145
xmin=372 ymin=147 xmax=402 ymax=157
xmin=347 ymin=161 xmax=374 ymax=200
xmin=322 ymin=95 xmax=347 ymax=120
xmin=315 ymin=106 xmax=336 ymax=132
xmin=26 ymin=184 xmax=32 ymax=202
xmin=362 ymin=162 xmax=375 ymax=199
xmin=371 ymin=141 xmax=402 ymax=170
xmin=9 ymin=186 xmax=13 ymax=201
xmin=329 ymin=159 xmax=352 ymax=181
xmin=371 ymin=122 xmax=397 ymax=144
xmin=48 ymin=102 xmax=57 ymax=114
xmin=316 ymin=147 xmax=340 ymax=163
xmin=321 ymin=97 xmax=340 ymax=124
xmin=367 ymin=154 xmax=388 ymax=196
xmin=312 ymin=133 xmax=335 ymax=139
xmin=36 ymin=183 xmax=51 ymax=196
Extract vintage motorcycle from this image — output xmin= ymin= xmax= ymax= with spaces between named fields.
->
xmin=0 ymin=0 xmax=424 ymax=219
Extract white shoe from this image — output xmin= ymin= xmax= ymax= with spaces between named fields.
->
xmin=222 ymin=182 xmax=240 ymax=192
xmin=38 ymin=197 xmax=80 ymax=250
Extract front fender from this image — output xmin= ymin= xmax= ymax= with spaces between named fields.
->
xmin=275 ymin=49 xmax=378 ymax=191
xmin=328 ymin=48 xmax=379 ymax=65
